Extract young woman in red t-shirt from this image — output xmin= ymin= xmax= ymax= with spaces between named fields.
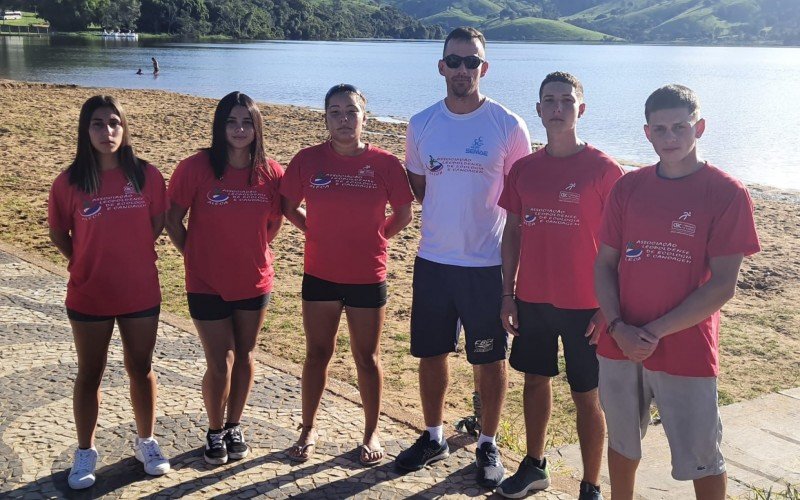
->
xmin=48 ymin=95 xmax=170 ymax=490
xmin=281 ymin=84 xmax=414 ymax=465
xmin=165 ymin=92 xmax=283 ymax=465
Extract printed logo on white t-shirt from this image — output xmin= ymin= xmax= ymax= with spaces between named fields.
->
xmin=558 ymin=182 xmax=581 ymax=204
xmin=426 ymin=155 xmax=445 ymax=175
xmin=670 ymin=211 xmax=696 ymax=237
xmin=465 ymin=137 xmax=488 ymax=157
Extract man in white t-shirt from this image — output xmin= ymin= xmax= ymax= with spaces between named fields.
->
xmin=395 ymin=27 xmax=532 ymax=490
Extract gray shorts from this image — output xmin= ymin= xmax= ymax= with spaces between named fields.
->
xmin=598 ymin=356 xmax=726 ymax=481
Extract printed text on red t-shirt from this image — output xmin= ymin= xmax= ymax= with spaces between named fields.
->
xmin=625 ymin=240 xmax=693 ymax=265
xmin=523 ymin=207 xmax=580 ymax=227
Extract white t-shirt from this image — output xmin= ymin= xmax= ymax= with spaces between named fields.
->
xmin=405 ymin=98 xmax=532 ymax=267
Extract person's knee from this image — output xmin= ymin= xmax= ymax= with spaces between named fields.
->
xmin=206 ymin=350 xmax=234 ymax=379
xmin=124 ymin=355 xmax=153 ymax=381
xmin=306 ymin=342 xmax=335 ymax=366
xmin=232 ymin=348 xmax=254 ymax=367
xmin=478 ymin=358 xmax=505 ymax=372
xmin=477 ymin=360 xmax=506 ymax=399
xmin=352 ymin=348 xmax=380 ymax=372
xmin=419 ymin=353 xmax=448 ymax=370
xmin=76 ymin=366 xmax=106 ymax=389
xmin=572 ymin=388 xmax=602 ymax=411
xmin=524 ymin=373 xmax=551 ymax=389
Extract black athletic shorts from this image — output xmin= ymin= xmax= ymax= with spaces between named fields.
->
xmin=66 ymin=304 xmax=161 ymax=322
xmin=301 ymin=274 xmax=387 ymax=308
xmin=187 ymin=293 xmax=270 ymax=321
xmin=410 ymin=257 xmax=507 ymax=365
xmin=509 ymin=301 xmax=599 ymax=393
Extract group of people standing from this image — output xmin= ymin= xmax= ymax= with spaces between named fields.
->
xmin=49 ymin=26 xmax=759 ymax=500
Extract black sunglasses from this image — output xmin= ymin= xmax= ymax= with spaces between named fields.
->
xmin=443 ymin=54 xmax=484 ymax=70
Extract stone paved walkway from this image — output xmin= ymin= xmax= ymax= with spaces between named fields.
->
xmin=0 ymin=247 xmax=576 ymax=499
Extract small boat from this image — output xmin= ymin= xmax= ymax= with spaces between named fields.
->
xmin=100 ymin=29 xmax=139 ymax=40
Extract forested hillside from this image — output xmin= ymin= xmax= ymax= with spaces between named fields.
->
xmin=0 ymin=0 xmax=444 ymax=39
xmin=1 ymin=0 xmax=797 ymax=42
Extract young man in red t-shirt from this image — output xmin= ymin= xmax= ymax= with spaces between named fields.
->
xmin=497 ymin=72 xmax=623 ymax=500
xmin=594 ymin=85 xmax=760 ymax=500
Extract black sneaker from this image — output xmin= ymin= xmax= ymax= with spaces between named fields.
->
xmin=497 ymin=456 xmax=550 ymax=498
xmin=475 ymin=441 xmax=505 ymax=489
xmin=204 ymin=430 xmax=228 ymax=465
xmin=578 ymin=480 xmax=603 ymax=500
xmin=395 ymin=431 xmax=450 ymax=471
xmin=224 ymin=425 xmax=249 ymax=460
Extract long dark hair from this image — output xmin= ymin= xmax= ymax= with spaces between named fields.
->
xmin=206 ymin=91 xmax=273 ymax=185
xmin=67 ymin=95 xmax=145 ymax=194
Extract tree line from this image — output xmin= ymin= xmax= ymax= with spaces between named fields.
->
xmin=0 ymin=0 xmax=444 ymax=39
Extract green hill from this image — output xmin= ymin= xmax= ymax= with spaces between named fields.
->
xmin=482 ymin=17 xmax=619 ymax=41
xmin=384 ymin=0 xmax=800 ymax=43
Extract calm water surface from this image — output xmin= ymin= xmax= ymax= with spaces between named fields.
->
xmin=1 ymin=36 xmax=799 ymax=190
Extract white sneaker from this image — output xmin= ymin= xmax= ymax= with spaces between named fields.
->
xmin=68 ymin=447 xmax=98 ymax=490
xmin=134 ymin=437 xmax=171 ymax=476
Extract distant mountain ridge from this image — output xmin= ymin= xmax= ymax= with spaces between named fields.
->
xmin=380 ymin=0 xmax=800 ymax=43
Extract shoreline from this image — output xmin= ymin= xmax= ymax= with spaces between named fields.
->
xmin=3 ymin=31 xmax=798 ymax=48
xmin=2 ymin=77 xmax=798 ymax=203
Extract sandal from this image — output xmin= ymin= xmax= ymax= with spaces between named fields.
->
xmin=289 ymin=425 xmax=317 ymax=463
xmin=359 ymin=443 xmax=384 ymax=466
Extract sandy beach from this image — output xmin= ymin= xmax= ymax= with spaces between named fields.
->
xmin=1 ymin=80 xmax=798 ymax=449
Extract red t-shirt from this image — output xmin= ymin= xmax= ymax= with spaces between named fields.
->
xmin=597 ymin=164 xmax=761 ymax=377
xmin=280 ymin=142 xmax=414 ymax=284
xmin=48 ymin=164 xmax=166 ymax=316
xmin=168 ymin=151 xmax=284 ymax=300
xmin=499 ymin=145 xmax=624 ymax=309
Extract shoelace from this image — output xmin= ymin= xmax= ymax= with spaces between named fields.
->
xmin=416 ymin=433 xmax=434 ymax=447
xmin=208 ymin=432 xmax=225 ymax=450
xmin=227 ymin=427 xmax=244 ymax=444
xmin=74 ymin=449 xmax=96 ymax=470
xmin=480 ymin=446 xmax=500 ymax=466
xmin=140 ymin=440 xmax=164 ymax=460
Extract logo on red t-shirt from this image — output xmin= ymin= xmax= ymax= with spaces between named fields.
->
xmin=358 ymin=165 xmax=375 ymax=178
xmin=671 ymin=211 xmax=696 ymax=237
xmin=207 ymin=188 xmax=230 ymax=205
xmin=523 ymin=208 xmax=537 ymax=226
xmin=559 ymin=182 xmax=581 ymax=204
xmin=625 ymin=241 xmax=643 ymax=261
xmin=123 ymin=181 xmax=136 ymax=195
xmin=426 ymin=155 xmax=444 ymax=175
xmin=310 ymin=172 xmax=332 ymax=188
xmin=80 ymin=199 xmax=102 ymax=219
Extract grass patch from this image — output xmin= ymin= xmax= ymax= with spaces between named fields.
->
xmin=749 ymin=484 xmax=800 ymax=500
xmin=0 ymin=12 xmax=48 ymax=27
xmin=481 ymin=16 xmax=620 ymax=41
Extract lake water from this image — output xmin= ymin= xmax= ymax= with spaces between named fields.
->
xmin=2 ymin=36 xmax=799 ymax=190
